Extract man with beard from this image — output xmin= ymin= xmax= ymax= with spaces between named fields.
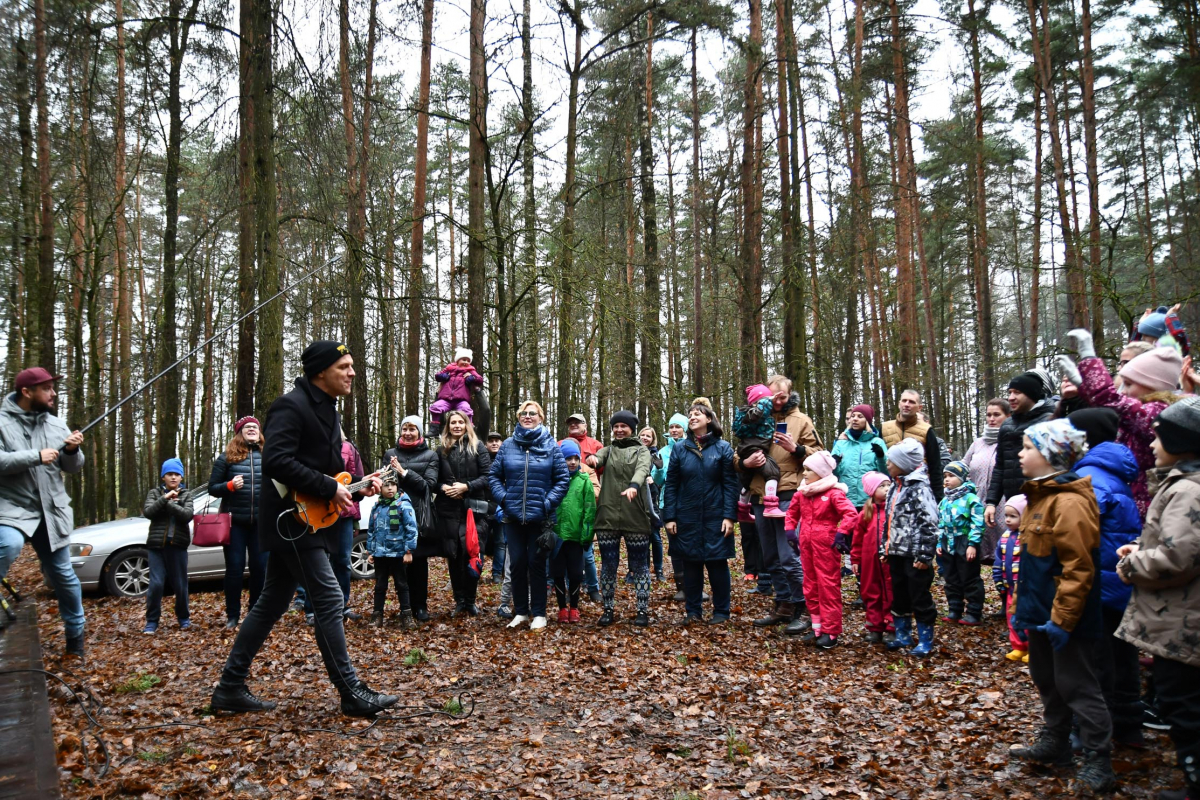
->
xmin=0 ymin=368 xmax=86 ymax=658
xmin=881 ymin=389 xmax=945 ymax=501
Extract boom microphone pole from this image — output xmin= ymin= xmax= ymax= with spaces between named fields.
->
xmin=78 ymin=255 xmax=344 ymax=435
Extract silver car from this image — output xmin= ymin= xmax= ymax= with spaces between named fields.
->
xmin=69 ymin=488 xmax=377 ymax=597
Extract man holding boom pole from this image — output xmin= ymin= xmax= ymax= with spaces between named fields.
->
xmin=0 ymin=367 xmax=86 ymax=658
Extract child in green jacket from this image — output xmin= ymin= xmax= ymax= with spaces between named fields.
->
xmin=553 ymin=440 xmax=596 ymax=623
xmin=937 ymin=461 xmax=986 ymax=625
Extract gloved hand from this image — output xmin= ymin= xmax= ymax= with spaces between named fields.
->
xmin=1036 ymin=620 xmax=1070 ymax=651
xmin=536 ymin=525 xmax=558 ymax=554
xmin=1055 ymin=354 xmax=1084 ymax=388
xmin=785 ymin=529 xmax=799 ymax=550
xmin=1066 ymin=328 xmax=1096 ymax=360
xmin=834 ymin=531 xmax=852 ymax=555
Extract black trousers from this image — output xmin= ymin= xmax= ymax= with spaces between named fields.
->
xmin=220 ymin=548 xmax=357 ymax=694
xmin=1028 ymin=629 xmax=1112 ymax=753
xmin=1096 ymin=605 xmax=1144 ymax=738
xmin=888 ymin=556 xmax=936 ymax=625
xmin=372 ymin=556 xmax=411 ymax=613
xmin=448 ymin=551 xmax=478 ymax=606
xmin=941 ymin=553 xmax=985 ymax=616
xmin=1154 ymin=656 xmax=1200 ymax=794
xmin=740 ymin=521 xmax=763 ymax=576
xmin=551 ymin=540 xmax=585 ymax=609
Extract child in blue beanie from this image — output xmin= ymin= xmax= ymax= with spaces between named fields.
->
xmin=143 ymin=458 xmax=194 ymax=634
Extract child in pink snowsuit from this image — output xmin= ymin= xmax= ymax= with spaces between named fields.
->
xmin=431 ymin=347 xmax=482 ymax=426
xmin=853 ymin=471 xmax=894 ymax=644
xmin=784 ymin=451 xmax=859 ymax=649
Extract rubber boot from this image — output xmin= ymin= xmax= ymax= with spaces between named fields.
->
xmin=737 ymin=493 xmax=756 ymax=523
xmin=761 ymin=480 xmax=786 ymax=518
xmin=911 ymin=620 xmax=935 ymax=658
xmin=887 ymin=616 xmax=913 ymax=650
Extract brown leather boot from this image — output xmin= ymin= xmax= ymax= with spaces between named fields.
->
xmin=753 ymin=600 xmax=795 ymax=627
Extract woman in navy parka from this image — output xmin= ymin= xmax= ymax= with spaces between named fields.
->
xmin=663 ymin=404 xmax=740 ymax=624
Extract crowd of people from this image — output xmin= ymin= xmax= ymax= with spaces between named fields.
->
xmin=4 ymin=305 xmax=1200 ymax=796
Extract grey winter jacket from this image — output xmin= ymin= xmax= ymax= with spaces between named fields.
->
xmin=879 ymin=465 xmax=940 ymax=564
xmin=0 ymin=393 xmax=84 ymax=552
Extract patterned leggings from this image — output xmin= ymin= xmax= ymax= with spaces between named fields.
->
xmin=597 ymin=529 xmax=651 ymax=613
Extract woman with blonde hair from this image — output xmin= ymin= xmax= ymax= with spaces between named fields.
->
xmin=208 ymin=417 xmax=267 ymax=629
xmin=433 ymin=410 xmax=493 ymax=616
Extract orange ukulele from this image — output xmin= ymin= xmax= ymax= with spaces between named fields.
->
xmin=290 ymin=467 xmax=395 ymax=532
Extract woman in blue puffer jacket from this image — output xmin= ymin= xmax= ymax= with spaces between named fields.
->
xmin=1068 ymin=408 xmax=1145 ymax=746
xmin=488 ymin=400 xmax=570 ymax=629
xmin=208 ymin=416 xmax=267 ymax=629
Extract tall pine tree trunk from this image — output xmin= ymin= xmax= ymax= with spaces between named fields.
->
xmin=235 ymin=0 xmax=257 ymax=417
xmin=251 ymin=0 xmax=282 ymax=415
xmin=34 ymin=0 xmax=54 ymax=368
xmin=690 ymin=27 xmax=703 ymax=398
xmin=739 ymin=0 xmax=764 ymax=387
xmin=407 ymin=0 xmax=434 ymax=418
xmin=639 ymin=15 xmax=661 ymax=422
xmin=467 ymin=0 xmax=487 ymax=363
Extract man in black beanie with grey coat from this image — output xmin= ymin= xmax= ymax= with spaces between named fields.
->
xmin=211 ymin=341 xmax=398 ymax=718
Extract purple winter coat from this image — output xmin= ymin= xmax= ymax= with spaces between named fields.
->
xmin=435 ymin=364 xmax=482 ymax=406
xmin=1077 ymin=356 xmax=1176 ymax=518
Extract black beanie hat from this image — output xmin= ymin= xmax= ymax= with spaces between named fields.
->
xmin=610 ymin=409 xmax=639 ymax=431
xmin=302 ymin=340 xmax=351 ymax=378
xmin=1008 ymin=371 xmax=1046 ymax=401
xmin=1155 ymin=396 xmax=1200 ymax=455
xmin=1068 ymin=407 xmax=1120 ymax=447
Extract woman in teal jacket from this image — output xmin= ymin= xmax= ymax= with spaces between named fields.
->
xmin=832 ymin=404 xmax=888 ymax=508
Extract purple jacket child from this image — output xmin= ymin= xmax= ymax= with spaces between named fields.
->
xmin=431 ymin=347 xmax=482 ymax=423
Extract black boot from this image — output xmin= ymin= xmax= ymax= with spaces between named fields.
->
xmin=754 ymin=600 xmax=794 ymax=628
xmin=340 ymin=681 xmax=398 ymax=718
xmin=784 ymin=616 xmax=812 ymax=636
xmin=450 ymin=599 xmax=468 ymax=618
xmin=597 ymin=610 xmax=616 ymax=627
xmin=1010 ymin=727 xmax=1073 ymax=766
xmin=371 ymin=611 xmax=384 ymax=627
xmin=398 ymin=609 xmax=416 ymax=630
xmin=64 ymin=633 xmax=85 ymax=660
xmin=1075 ymin=749 xmax=1116 ymax=792
xmin=212 ymin=683 xmax=277 ymax=714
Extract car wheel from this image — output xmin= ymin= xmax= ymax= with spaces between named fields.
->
xmin=103 ymin=547 xmax=152 ymax=597
xmin=351 ymin=534 xmax=374 ymax=580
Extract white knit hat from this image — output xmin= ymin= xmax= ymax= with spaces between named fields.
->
xmin=454 ymin=347 xmax=473 ymax=364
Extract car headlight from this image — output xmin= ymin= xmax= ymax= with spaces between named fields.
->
xmin=69 ymin=544 xmax=93 ymax=557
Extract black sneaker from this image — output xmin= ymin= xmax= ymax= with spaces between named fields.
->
xmin=1010 ymin=728 xmax=1073 ymax=766
xmin=224 ymin=618 xmax=239 ymax=630
xmin=211 ymin=683 xmax=277 ymax=714
xmin=413 ymin=608 xmax=430 ymax=622
xmin=1144 ymin=705 xmax=1171 ymax=731
xmin=496 ymin=605 xmax=514 ymax=620
xmin=588 ymin=590 xmax=602 ymax=604
xmin=1075 ymin=749 xmax=1116 ymax=793
xmin=340 ymin=683 xmax=388 ymax=718
xmin=816 ymin=633 xmax=838 ymax=649
xmin=707 ymin=613 xmax=730 ymax=624
xmin=597 ymin=610 xmax=616 ymax=627
xmin=634 ymin=612 xmax=650 ymax=627
xmin=354 ymin=680 xmax=398 ymax=709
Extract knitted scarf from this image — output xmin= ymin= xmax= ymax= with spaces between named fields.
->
xmin=982 ymin=426 xmax=1000 ymax=445
xmin=377 ymin=493 xmax=401 ymax=530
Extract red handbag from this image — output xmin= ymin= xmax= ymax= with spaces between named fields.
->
xmin=192 ymin=512 xmax=232 ymax=547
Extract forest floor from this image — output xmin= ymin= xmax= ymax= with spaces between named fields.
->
xmin=12 ymin=550 xmax=1182 ymax=799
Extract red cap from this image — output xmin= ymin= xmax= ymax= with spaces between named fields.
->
xmin=234 ymin=416 xmax=260 ymax=433
xmin=13 ymin=367 xmax=63 ymax=391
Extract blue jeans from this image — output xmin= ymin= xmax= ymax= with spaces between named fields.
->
xmin=583 ymin=544 xmax=599 ymax=593
xmin=505 ymin=521 xmax=547 ymax=617
xmin=223 ymin=521 xmax=267 ymax=621
xmin=146 ymin=546 xmax=190 ymax=625
xmin=0 ymin=522 xmax=85 ymax=638
xmin=304 ymin=518 xmax=353 ymax=612
xmin=752 ymin=494 xmax=803 ymax=604
xmin=492 ymin=524 xmax=506 ymax=578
